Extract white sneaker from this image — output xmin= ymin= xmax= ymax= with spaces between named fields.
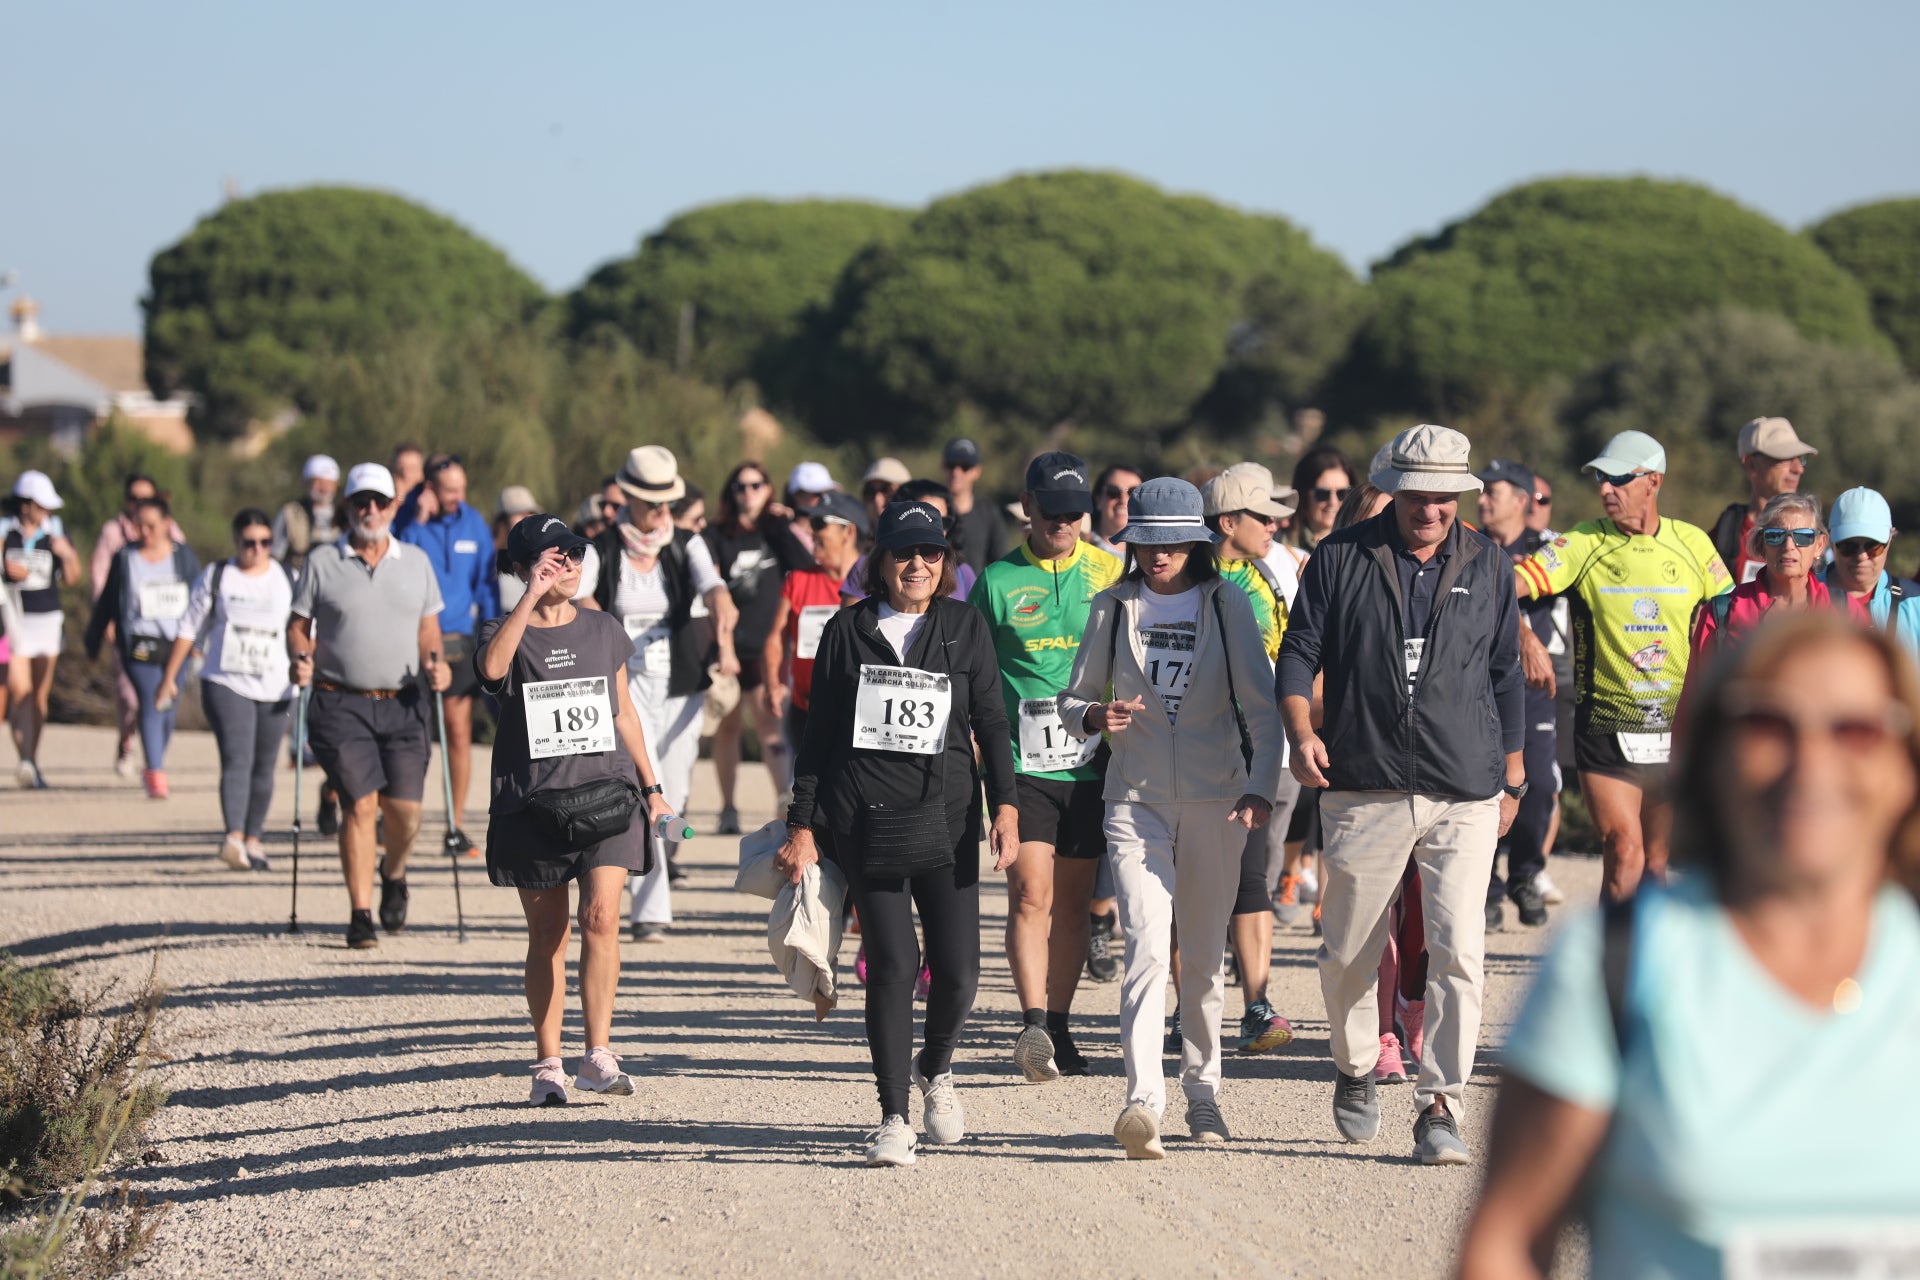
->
xmin=218 ymin=835 xmax=250 ymax=871
xmin=1298 ymin=863 xmax=1320 ymax=904
xmin=1534 ymin=870 xmax=1565 ymax=906
xmin=912 ymin=1066 xmax=965 ymax=1144
xmin=529 ymin=1057 xmax=568 ymax=1107
xmin=865 ymin=1114 xmax=917 ymax=1167
xmin=115 ymin=752 xmax=138 ymax=780
xmin=17 ymin=760 xmax=40 ymax=790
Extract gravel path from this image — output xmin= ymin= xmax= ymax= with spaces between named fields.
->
xmin=2 ymin=724 xmax=1594 ymax=1278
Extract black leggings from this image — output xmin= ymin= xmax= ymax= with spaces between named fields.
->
xmin=833 ymin=837 xmax=980 ymax=1120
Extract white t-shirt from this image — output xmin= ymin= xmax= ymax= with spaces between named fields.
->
xmin=181 ymin=559 xmax=295 ymax=703
xmin=613 ymin=556 xmax=673 ymax=681
xmin=875 ymin=603 xmax=929 ymax=663
xmin=1260 ymin=542 xmax=1308 ymax=609
xmin=1136 ymin=585 xmax=1200 ymax=722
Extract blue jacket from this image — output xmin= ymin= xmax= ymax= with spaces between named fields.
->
xmin=1822 ymin=566 xmax=1920 ymax=659
xmin=399 ymin=502 xmax=498 ymax=636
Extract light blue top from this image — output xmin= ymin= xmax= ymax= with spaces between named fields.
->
xmin=1821 ymin=566 xmax=1920 ymax=661
xmin=1505 ymin=877 xmax=1920 ymax=1279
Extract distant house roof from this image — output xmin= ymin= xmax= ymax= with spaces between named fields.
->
xmin=26 ymin=335 xmax=147 ymax=395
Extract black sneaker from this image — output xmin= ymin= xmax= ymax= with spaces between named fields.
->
xmin=1085 ymin=922 xmax=1118 ymax=983
xmin=1054 ymin=1032 xmax=1091 ymax=1076
xmin=378 ymin=873 xmax=409 ymax=933
xmin=317 ymin=788 xmax=340 ymax=837
xmin=346 ymin=909 xmax=379 ymax=950
xmin=1485 ymin=899 xmax=1503 ymax=932
xmin=1510 ymin=881 xmax=1548 ymax=928
xmin=1164 ymin=1010 xmax=1183 ymax=1056
xmin=447 ymin=828 xmax=474 ymax=856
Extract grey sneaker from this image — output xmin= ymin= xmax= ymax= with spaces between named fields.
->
xmin=1413 ymin=1106 xmax=1471 ymax=1165
xmin=865 ymin=1114 xmax=917 ymax=1167
xmin=1333 ymin=1070 xmax=1380 ymax=1142
xmin=1510 ymin=880 xmax=1549 ymax=928
xmin=1113 ymin=1103 xmax=1165 ymax=1160
xmin=912 ymin=1066 xmax=965 ymax=1144
xmin=529 ymin=1057 xmax=568 ymax=1107
xmin=1013 ymin=1023 xmax=1060 ymax=1083
xmin=1186 ymin=1097 xmax=1229 ymax=1144
xmin=574 ymin=1045 xmax=634 ymax=1096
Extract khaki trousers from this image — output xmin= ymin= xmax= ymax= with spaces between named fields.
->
xmin=1106 ymin=800 xmax=1243 ymax=1117
xmin=1316 ymin=790 xmax=1499 ymax=1114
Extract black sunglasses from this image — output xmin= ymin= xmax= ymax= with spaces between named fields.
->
xmin=731 ymin=477 xmax=769 ymax=493
xmin=1760 ymin=527 xmax=1820 ymax=549
xmin=1101 ymin=484 xmax=1138 ymax=501
xmin=238 ymin=537 xmax=273 ymax=550
xmin=1533 ymin=493 xmax=1552 ymax=507
xmin=1835 ymin=538 xmax=1889 ymax=558
xmin=1311 ymin=486 xmax=1350 ymax=504
xmin=893 ymin=545 xmax=947 ymax=564
xmin=347 ymin=493 xmax=388 ymax=510
xmin=426 ymin=453 xmax=463 ymax=476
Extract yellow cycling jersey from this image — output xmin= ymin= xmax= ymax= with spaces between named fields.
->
xmin=1516 ymin=517 xmax=1731 ymax=735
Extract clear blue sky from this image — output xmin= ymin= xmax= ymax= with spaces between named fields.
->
xmin=9 ymin=0 xmax=1919 ymax=333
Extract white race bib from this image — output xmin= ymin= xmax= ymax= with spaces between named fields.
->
xmin=622 ymin=611 xmax=672 ymax=677
xmin=9 ymin=548 xmax=54 ymax=592
xmin=1403 ymin=637 xmax=1426 ymax=690
xmin=221 ymin=621 xmax=281 ymax=679
xmin=1618 ymin=732 xmax=1671 ymax=765
xmin=524 ymin=676 xmax=616 ymax=760
xmin=796 ymin=605 xmax=837 ymax=660
xmin=1018 ymin=698 xmax=1096 ymax=773
xmin=853 ymin=664 xmax=952 ymax=755
xmin=139 ymin=579 xmax=188 ymax=622
xmin=1725 ymin=1223 xmax=1920 ymax=1280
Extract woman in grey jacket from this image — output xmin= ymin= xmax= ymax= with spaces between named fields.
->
xmin=1057 ymin=477 xmax=1283 ymax=1159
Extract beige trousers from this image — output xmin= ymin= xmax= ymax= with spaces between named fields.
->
xmin=1316 ymin=790 xmax=1499 ymax=1114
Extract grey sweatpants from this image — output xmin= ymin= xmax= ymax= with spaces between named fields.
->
xmin=199 ymin=680 xmax=291 ymax=839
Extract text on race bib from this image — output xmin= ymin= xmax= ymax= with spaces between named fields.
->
xmin=7 ymin=549 xmax=54 ymax=592
xmin=1618 ymin=732 xmax=1671 ymax=765
xmin=139 ymin=580 xmax=189 ymax=622
xmin=852 ymin=664 xmax=952 ymax=756
xmin=796 ymin=605 xmax=837 ymax=660
xmin=1140 ymin=622 xmax=1195 ymax=721
xmin=221 ymin=621 xmax=282 ymax=679
xmin=1404 ymin=637 xmax=1426 ymax=692
xmin=524 ymin=676 xmax=616 ymax=760
xmin=1724 ymin=1223 xmax=1920 ymax=1280
xmin=621 ymin=611 xmax=672 ymax=677
xmin=1018 ymin=698 xmax=1097 ymax=772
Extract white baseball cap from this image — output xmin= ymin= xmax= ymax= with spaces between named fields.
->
xmin=787 ymin=461 xmax=839 ymax=495
xmin=303 ymin=454 xmax=341 ymax=483
xmin=12 ymin=470 xmax=63 ymax=510
xmin=344 ymin=462 xmax=397 ymax=501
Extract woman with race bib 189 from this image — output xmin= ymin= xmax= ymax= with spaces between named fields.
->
xmin=158 ymin=508 xmax=294 ymax=870
xmin=480 ymin=513 xmax=674 ymax=1107
xmin=777 ymin=499 xmax=1020 ymax=1168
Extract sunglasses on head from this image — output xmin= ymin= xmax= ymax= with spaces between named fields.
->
xmin=893 ymin=545 xmax=947 ymax=564
xmin=1591 ymin=470 xmax=1651 ymax=489
xmin=1835 ymin=538 xmax=1888 ymax=558
xmin=1760 ymin=527 xmax=1819 ymax=549
xmin=1311 ymin=486 xmax=1350 ymax=504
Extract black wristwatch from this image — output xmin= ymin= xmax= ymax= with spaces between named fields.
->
xmin=1502 ymin=780 xmax=1529 ymax=800
xmin=640 ymin=783 xmax=664 ymax=799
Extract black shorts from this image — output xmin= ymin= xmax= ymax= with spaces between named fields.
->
xmin=1574 ymin=729 xmax=1669 ymax=794
xmin=484 ymin=804 xmax=651 ymax=890
xmin=441 ymin=633 xmax=480 ymax=700
xmin=1285 ymin=784 xmax=1322 ymax=850
xmin=1014 ymin=772 xmax=1107 ymax=860
xmin=306 ymin=686 xmax=430 ymax=805
xmin=735 ymin=650 xmax=766 ymax=692
xmin=1234 ymin=820 xmax=1277 ymax=916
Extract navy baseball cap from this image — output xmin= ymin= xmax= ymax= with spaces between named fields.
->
xmin=1023 ymin=451 xmax=1093 ymax=517
xmin=809 ymin=490 xmax=872 ymax=538
xmin=874 ymin=500 xmax=950 ymax=552
xmin=1475 ymin=458 xmax=1538 ymax=499
xmin=506 ymin=512 xmax=589 ymax=568
xmin=941 ymin=438 xmax=982 ymax=469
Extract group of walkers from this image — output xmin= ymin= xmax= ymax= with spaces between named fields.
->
xmin=6 ymin=410 xmax=1919 ymax=1272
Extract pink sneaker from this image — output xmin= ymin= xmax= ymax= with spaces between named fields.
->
xmin=529 ymin=1056 xmax=568 ymax=1107
xmin=914 ymin=965 xmax=931 ymax=999
xmin=1397 ymin=994 xmax=1426 ymax=1071
xmin=573 ymin=1045 xmax=634 ymax=1096
xmin=1375 ymin=1032 xmax=1408 ymax=1083
xmin=854 ymin=945 xmax=868 ymax=985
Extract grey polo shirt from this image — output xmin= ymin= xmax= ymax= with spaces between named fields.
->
xmin=292 ymin=538 xmax=444 ymax=691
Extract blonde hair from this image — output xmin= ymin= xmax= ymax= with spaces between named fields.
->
xmin=1673 ymin=609 xmax=1920 ymax=900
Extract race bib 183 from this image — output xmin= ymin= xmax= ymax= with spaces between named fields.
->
xmin=524 ymin=676 xmax=616 ymax=760
xmin=852 ymin=664 xmax=952 ymax=756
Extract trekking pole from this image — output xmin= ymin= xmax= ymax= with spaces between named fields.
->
xmin=432 ymin=662 xmax=467 ymax=943
xmin=288 ymin=686 xmax=307 ymax=935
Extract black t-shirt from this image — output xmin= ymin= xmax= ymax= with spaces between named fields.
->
xmin=477 ymin=609 xmax=637 ymax=816
xmin=703 ymin=518 xmax=814 ymax=650
xmin=4 ymin=525 xmax=63 ymax=615
xmin=952 ymin=502 xmax=1006 ymax=577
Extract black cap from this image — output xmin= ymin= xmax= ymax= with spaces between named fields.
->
xmin=941 ymin=438 xmax=981 ymax=469
xmin=1023 ymin=451 xmax=1093 ymax=517
xmin=808 ymin=490 xmax=872 ymax=538
xmin=874 ymin=500 xmax=951 ymax=552
xmin=506 ymin=512 xmax=589 ymax=568
xmin=1475 ymin=458 xmax=1537 ymax=499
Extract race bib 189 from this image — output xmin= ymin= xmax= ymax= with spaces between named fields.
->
xmin=1018 ymin=698 xmax=1096 ymax=773
xmin=139 ymin=580 xmax=188 ymax=622
xmin=524 ymin=676 xmax=616 ymax=760
xmin=852 ymin=664 xmax=952 ymax=755
xmin=796 ymin=605 xmax=837 ymax=660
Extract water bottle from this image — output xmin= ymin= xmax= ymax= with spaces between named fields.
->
xmin=653 ymin=811 xmax=696 ymax=842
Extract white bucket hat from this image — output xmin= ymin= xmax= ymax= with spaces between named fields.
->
xmin=1370 ymin=425 xmax=1484 ymax=495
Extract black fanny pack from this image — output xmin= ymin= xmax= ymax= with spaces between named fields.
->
xmin=128 ymin=636 xmax=167 ymax=665
xmin=859 ymin=800 xmax=953 ymax=877
xmin=524 ymin=778 xmax=641 ymax=852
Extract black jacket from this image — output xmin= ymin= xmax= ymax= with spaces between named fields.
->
xmin=1710 ymin=502 xmax=1749 ymax=573
xmin=1276 ymin=511 xmax=1525 ymax=800
xmin=787 ymin=595 xmax=1017 ymax=858
xmin=591 ymin=526 xmax=710 ymax=699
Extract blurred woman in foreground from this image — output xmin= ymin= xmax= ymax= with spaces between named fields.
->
xmin=1461 ymin=610 xmax=1920 ymax=1278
